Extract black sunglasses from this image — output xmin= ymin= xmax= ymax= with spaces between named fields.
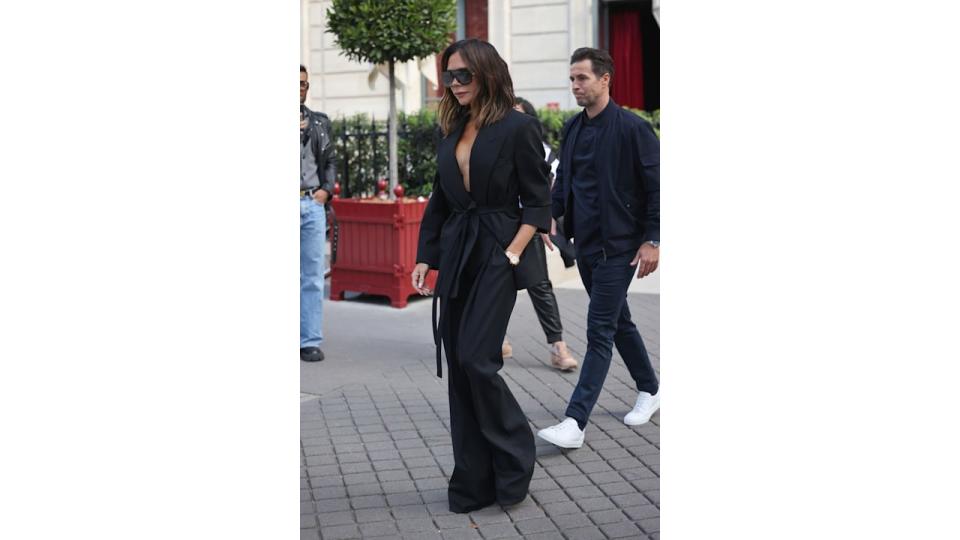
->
xmin=441 ymin=69 xmax=473 ymax=87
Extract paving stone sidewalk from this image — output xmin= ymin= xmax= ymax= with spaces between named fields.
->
xmin=301 ymin=287 xmax=660 ymax=540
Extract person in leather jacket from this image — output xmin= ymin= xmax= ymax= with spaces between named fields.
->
xmin=300 ymin=64 xmax=336 ymax=363
xmin=300 ymin=93 xmax=336 ymax=198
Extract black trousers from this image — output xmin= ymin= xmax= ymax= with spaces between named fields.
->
xmin=525 ymin=235 xmax=564 ymax=344
xmin=441 ymin=230 xmax=535 ymax=513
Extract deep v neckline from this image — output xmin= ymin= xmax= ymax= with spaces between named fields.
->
xmin=455 ymin=121 xmax=479 ymax=193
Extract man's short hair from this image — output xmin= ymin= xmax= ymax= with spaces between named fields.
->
xmin=570 ymin=47 xmax=614 ymax=81
xmin=300 ymin=64 xmax=307 ymax=73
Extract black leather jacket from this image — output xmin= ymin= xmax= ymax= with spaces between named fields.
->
xmin=301 ymin=105 xmax=337 ymax=200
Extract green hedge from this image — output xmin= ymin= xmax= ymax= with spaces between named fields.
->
xmin=331 ymin=108 xmax=659 ymax=197
xmin=539 ymin=107 xmax=659 ymax=147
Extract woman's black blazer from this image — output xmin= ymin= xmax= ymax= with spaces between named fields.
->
xmin=417 ymin=109 xmax=552 ymax=298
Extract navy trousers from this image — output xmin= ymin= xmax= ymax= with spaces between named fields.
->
xmin=565 ymin=249 xmax=660 ymax=426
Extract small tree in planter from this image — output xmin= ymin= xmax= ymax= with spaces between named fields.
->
xmin=326 ymin=0 xmax=456 ymax=198
xmin=325 ymin=0 xmax=453 ymax=307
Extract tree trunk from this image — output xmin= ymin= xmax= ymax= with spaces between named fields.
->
xmin=388 ymin=59 xmax=399 ymax=200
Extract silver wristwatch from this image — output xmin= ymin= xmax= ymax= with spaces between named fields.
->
xmin=645 ymin=241 xmax=660 ymax=248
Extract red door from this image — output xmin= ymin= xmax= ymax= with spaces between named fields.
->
xmin=609 ymin=6 xmax=646 ymax=109
xmin=607 ymin=2 xmax=659 ymax=111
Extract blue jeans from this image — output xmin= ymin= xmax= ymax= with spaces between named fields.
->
xmin=565 ymin=249 xmax=659 ymax=427
xmin=300 ymin=197 xmax=326 ymax=348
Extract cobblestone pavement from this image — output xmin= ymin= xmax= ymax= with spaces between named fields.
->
xmin=301 ymin=287 xmax=659 ymax=539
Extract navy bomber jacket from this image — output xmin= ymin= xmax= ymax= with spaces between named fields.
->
xmin=551 ymin=100 xmax=660 ymax=256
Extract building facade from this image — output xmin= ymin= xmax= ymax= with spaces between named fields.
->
xmin=301 ymin=0 xmax=658 ymax=117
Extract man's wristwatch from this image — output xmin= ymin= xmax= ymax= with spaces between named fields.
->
xmin=645 ymin=240 xmax=660 ymax=248
xmin=505 ymin=250 xmax=520 ymax=266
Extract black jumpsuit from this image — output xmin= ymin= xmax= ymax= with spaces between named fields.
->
xmin=417 ymin=110 xmax=552 ymax=513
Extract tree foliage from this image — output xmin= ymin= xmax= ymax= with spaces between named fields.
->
xmin=326 ymin=0 xmax=457 ymax=65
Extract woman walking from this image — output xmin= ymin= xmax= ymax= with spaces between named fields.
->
xmin=501 ymin=96 xmax=578 ymax=372
xmin=411 ymin=39 xmax=552 ymax=513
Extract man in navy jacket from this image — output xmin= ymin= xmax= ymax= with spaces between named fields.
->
xmin=537 ymin=48 xmax=661 ymax=449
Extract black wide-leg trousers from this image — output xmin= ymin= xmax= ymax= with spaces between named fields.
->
xmin=441 ymin=231 xmax=535 ymax=513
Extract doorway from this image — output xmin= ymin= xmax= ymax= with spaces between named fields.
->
xmin=601 ymin=0 xmax=660 ymax=111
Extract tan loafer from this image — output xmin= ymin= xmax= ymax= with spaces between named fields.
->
xmin=550 ymin=341 xmax=578 ymax=371
xmin=501 ymin=338 xmax=513 ymax=358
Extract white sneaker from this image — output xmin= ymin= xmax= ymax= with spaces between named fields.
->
xmin=537 ymin=418 xmax=585 ymax=449
xmin=624 ymin=390 xmax=660 ymax=426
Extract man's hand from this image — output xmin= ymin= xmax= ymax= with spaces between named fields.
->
xmin=411 ymin=263 xmax=433 ymax=295
xmin=313 ymin=189 xmax=329 ymax=205
xmin=630 ymin=243 xmax=659 ymax=279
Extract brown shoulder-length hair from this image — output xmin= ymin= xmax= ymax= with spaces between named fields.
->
xmin=438 ymin=39 xmax=515 ymax=136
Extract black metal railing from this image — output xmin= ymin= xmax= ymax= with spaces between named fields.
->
xmin=332 ymin=114 xmax=441 ymax=199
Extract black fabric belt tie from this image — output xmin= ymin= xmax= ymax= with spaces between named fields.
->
xmin=300 ymin=187 xmax=322 ymax=197
xmin=431 ymin=201 xmax=520 ymax=378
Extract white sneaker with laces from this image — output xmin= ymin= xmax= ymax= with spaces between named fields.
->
xmin=536 ymin=417 xmax=585 ymax=449
xmin=624 ymin=390 xmax=660 ymax=426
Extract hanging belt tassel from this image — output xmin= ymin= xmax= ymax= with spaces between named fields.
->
xmin=432 ymin=294 xmax=442 ymax=378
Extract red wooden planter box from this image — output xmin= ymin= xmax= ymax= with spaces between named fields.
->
xmin=329 ymin=197 xmax=437 ymax=308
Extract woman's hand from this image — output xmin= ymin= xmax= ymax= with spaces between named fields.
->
xmin=411 ymin=263 xmax=433 ymax=295
xmin=506 ymin=224 xmax=538 ymax=258
xmin=541 ymin=233 xmax=555 ymax=251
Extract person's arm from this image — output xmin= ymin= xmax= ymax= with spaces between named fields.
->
xmin=416 ymin=172 xmax=449 ymax=269
xmin=551 ymin=125 xmax=570 ymax=221
xmin=317 ymin=116 xmax=337 ymax=204
xmin=510 ymin=117 xmax=551 ymax=257
xmin=412 ymin=172 xmax=449 ymax=294
xmin=630 ymin=119 xmax=660 ymax=278
xmin=636 ymin=120 xmax=659 ymax=243
xmin=542 ymin=146 xmax=559 ymax=251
